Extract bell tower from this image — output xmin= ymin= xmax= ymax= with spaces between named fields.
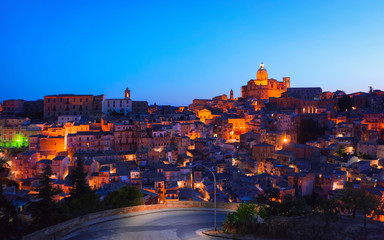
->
xmin=283 ymin=77 xmax=290 ymax=88
xmin=230 ymin=89 xmax=234 ymax=100
xmin=125 ymin=87 xmax=131 ymax=99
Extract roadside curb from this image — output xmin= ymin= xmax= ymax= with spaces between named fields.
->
xmin=202 ymin=230 xmax=259 ymax=240
xmin=202 ymin=230 xmax=234 ymax=239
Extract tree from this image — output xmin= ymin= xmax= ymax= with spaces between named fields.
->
xmin=0 ymin=186 xmax=18 ymax=240
xmin=317 ymin=198 xmax=341 ymax=227
xmin=340 ymin=187 xmax=382 ymax=228
xmin=68 ymin=158 xmax=91 ymax=200
xmin=67 ymin=158 xmax=101 ymax=216
xmin=337 ymin=93 xmax=353 ymax=112
xmin=340 ymin=186 xmax=364 ymax=219
xmin=335 ymin=148 xmax=347 ymax=158
xmin=30 ymin=165 xmax=61 ymax=228
xmin=0 ymin=158 xmax=10 ymax=177
xmin=278 ymin=195 xmax=312 ymax=217
xmin=265 ymin=187 xmax=281 ymax=202
xmin=297 ymin=118 xmax=325 ymax=144
xmin=357 ymin=190 xmax=381 ymax=228
xmin=222 ymin=203 xmax=257 ymax=234
xmin=103 ymin=186 xmax=143 ymax=209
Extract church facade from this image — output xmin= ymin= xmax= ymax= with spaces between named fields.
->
xmin=241 ymin=63 xmax=290 ymax=100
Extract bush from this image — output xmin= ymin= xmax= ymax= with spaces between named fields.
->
xmin=103 ymin=186 xmax=143 ymax=209
xmin=222 ymin=203 xmax=257 ymax=234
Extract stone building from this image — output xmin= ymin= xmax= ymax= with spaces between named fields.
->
xmin=241 ymin=62 xmax=290 ymax=100
xmin=44 ymin=94 xmax=105 ymax=119
xmin=132 ymin=101 xmax=149 ymax=114
xmin=102 ymin=88 xmax=132 ymax=116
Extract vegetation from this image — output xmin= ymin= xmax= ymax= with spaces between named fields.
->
xmin=0 ymin=186 xmax=19 ymax=240
xmin=68 ymin=158 xmax=92 ymax=200
xmin=0 ymin=158 xmax=10 ymax=177
xmin=22 ymin=158 xmax=144 ymax=234
xmin=297 ymin=118 xmax=326 ymax=144
xmin=103 ymin=186 xmax=143 ymax=209
xmin=223 ymin=187 xmax=383 ymax=238
xmin=222 ymin=203 xmax=257 ymax=234
xmin=340 ymin=186 xmax=382 ymax=228
xmin=337 ymin=93 xmax=353 ymax=112
xmin=29 ymin=165 xmax=61 ymax=229
xmin=335 ymin=148 xmax=347 ymax=158
xmin=317 ymin=198 xmax=341 ymax=227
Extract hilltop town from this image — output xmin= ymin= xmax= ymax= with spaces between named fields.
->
xmin=1 ymin=63 xmax=384 ymax=223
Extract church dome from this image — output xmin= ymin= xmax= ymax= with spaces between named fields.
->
xmin=256 ymin=62 xmax=268 ymax=80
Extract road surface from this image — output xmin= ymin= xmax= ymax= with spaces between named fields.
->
xmin=63 ymin=209 xmax=230 ymax=240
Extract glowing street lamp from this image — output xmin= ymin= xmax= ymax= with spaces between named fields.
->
xmin=188 ymin=162 xmax=217 ymax=231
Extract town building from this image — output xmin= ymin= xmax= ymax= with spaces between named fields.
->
xmin=241 ymin=62 xmax=290 ymax=100
xmin=102 ymin=88 xmax=132 ymax=116
xmin=43 ymin=94 xmax=105 ymax=120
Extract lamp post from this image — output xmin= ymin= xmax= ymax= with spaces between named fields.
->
xmin=189 ymin=163 xmax=217 ymax=231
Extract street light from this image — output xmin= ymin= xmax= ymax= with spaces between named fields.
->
xmin=188 ymin=162 xmax=217 ymax=231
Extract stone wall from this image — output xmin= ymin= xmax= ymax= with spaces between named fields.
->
xmin=23 ymin=201 xmax=241 ymax=240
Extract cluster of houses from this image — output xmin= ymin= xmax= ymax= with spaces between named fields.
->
xmin=1 ymin=86 xmax=384 ymax=220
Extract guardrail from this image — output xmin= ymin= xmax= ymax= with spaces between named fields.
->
xmin=23 ymin=201 xmax=241 ymax=240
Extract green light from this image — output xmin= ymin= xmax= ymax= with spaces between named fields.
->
xmin=9 ymin=134 xmax=29 ymax=148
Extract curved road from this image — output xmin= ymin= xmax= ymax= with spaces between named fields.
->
xmin=63 ymin=209 xmax=230 ymax=240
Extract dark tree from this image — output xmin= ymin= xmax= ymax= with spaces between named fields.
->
xmin=278 ymin=195 xmax=311 ymax=217
xmin=318 ymin=198 xmax=341 ymax=227
xmin=0 ymin=158 xmax=10 ymax=177
xmin=337 ymin=93 xmax=353 ymax=112
xmin=103 ymin=186 xmax=143 ymax=209
xmin=0 ymin=186 xmax=18 ymax=240
xmin=67 ymin=158 xmax=102 ymax=216
xmin=30 ymin=165 xmax=61 ymax=228
xmin=340 ymin=187 xmax=382 ymax=228
xmin=68 ymin=158 xmax=91 ymax=200
xmin=340 ymin=186 xmax=362 ymax=219
xmin=357 ymin=190 xmax=381 ymax=228
xmin=297 ymin=118 xmax=325 ymax=144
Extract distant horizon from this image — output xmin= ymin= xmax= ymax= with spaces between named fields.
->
xmin=0 ymin=82 xmax=378 ymax=107
xmin=1 ymin=1 xmax=383 ymax=105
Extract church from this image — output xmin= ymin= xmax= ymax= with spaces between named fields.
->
xmin=241 ymin=62 xmax=290 ymax=100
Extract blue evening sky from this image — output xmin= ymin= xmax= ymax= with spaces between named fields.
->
xmin=1 ymin=1 xmax=384 ymax=105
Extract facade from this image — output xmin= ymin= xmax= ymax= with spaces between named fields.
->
xmin=44 ymin=94 xmax=105 ymax=119
xmin=2 ymin=99 xmax=43 ymax=118
xmin=58 ymin=115 xmax=81 ymax=125
xmin=67 ymin=131 xmax=114 ymax=154
xmin=241 ymin=63 xmax=290 ymax=100
xmin=286 ymin=87 xmax=322 ymax=100
xmin=23 ymin=100 xmax=44 ymax=119
xmin=103 ymin=99 xmax=132 ymax=116
xmin=0 ymin=121 xmax=42 ymax=148
xmin=132 ymin=101 xmax=149 ymax=114
xmin=102 ymin=88 xmax=133 ymax=116
xmin=2 ymin=99 xmax=25 ymax=116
